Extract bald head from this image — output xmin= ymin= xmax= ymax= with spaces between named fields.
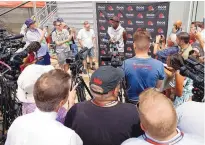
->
xmin=139 ymin=88 xmax=177 ymax=140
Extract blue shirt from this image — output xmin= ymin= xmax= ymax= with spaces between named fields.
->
xmin=122 ymin=57 xmax=165 ymax=101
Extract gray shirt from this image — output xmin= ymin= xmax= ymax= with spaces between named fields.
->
xmin=52 ymin=29 xmax=70 ymax=53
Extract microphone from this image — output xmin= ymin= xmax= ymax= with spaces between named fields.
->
xmin=5 ymin=34 xmax=24 ymax=40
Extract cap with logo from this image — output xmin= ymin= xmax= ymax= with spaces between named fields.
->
xmin=25 ymin=18 xmax=36 ymax=28
xmin=110 ymin=16 xmax=120 ymax=22
xmin=17 ymin=64 xmax=54 ymax=103
xmin=90 ymin=66 xmax=124 ymax=94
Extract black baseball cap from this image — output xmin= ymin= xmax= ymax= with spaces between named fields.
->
xmin=110 ymin=16 xmax=120 ymax=22
xmin=90 ymin=66 xmax=124 ymax=94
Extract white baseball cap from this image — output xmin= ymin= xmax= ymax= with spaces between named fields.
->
xmin=17 ymin=64 xmax=54 ymax=103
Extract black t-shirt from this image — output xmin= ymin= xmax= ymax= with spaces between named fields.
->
xmin=64 ymin=101 xmax=143 ymax=145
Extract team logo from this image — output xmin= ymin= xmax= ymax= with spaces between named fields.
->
xmin=158 ymin=28 xmax=164 ymax=34
xmin=126 ymin=40 xmax=133 ymax=44
xmin=118 ymin=13 xmax=123 ymax=18
xmin=99 ymin=12 xmax=105 ymax=18
xmin=157 ymin=21 xmax=166 ymax=26
xmin=126 ymin=13 xmax=134 ymax=18
xmin=136 ymin=21 xmax=144 ymax=25
xmin=146 ymin=14 xmax=155 ymax=18
xmin=137 ymin=13 xmax=143 ymax=18
xmin=148 ymin=21 xmax=154 ymax=26
xmin=146 ymin=28 xmax=154 ymax=33
xmin=108 ymin=5 xmax=114 ymax=11
xmin=126 ymin=27 xmax=134 ymax=31
xmin=120 ymin=20 xmax=124 ymax=24
xmin=159 ymin=13 xmax=165 ymax=18
xmin=136 ymin=6 xmax=145 ymax=11
xmin=101 ymin=50 xmax=106 ymax=55
xmin=127 ymin=6 xmax=133 ymax=11
xmin=100 ymin=26 xmax=105 ymax=31
xmin=116 ymin=6 xmax=124 ymax=10
xmin=127 ymin=47 xmax=132 ymax=51
xmin=148 ymin=6 xmax=154 ymax=11
xmin=125 ymin=53 xmax=133 ymax=57
xmin=127 ymin=34 xmax=132 ymax=39
xmin=107 ymin=13 xmax=115 ymax=18
xmin=99 ymin=32 xmax=106 ymax=36
xmin=99 ymin=20 xmax=106 ymax=23
xmin=128 ymin=20 xmax=133 ymax=25
xmin=98 ymin=5 xmax=105 ymax=10
xmin=100 ymin=44 xmax=107 ymax=49
xmin=158 ymin=5 xmax=167 ymax=11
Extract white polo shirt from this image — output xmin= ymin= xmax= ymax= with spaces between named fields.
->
xmin=5 ymin=108 xmax=83 ymax=145
xmin=122 ymin=128 xmax=204 ymax=145
xmin=176 ymin=101 xmax=205 ymax=138
xmin=77 ymin=28 xmax=95 ymax=49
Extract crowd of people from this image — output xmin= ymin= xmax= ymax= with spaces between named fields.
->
xmin=4 ymin=14 xmax=205 ymax=145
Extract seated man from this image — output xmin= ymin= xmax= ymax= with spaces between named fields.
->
xmin=6 ymin=69 xmax=82 ymax=145
xmin=176 ymin=100 xmax=204 ymax=139
xmin=122 ymin=88 xmax=204 ymax=145
xmin=64 ymin=66 xmax=143 ymax=145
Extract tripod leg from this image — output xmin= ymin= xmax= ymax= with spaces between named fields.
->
xmin=78 ymin=76 xmax=93 ymax=99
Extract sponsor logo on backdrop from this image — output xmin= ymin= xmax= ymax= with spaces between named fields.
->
xmin=136 ymin=6 xmax=145 ymax=11
xmin=120 ymin=20 xmax=124 ymax=24
xmin=136 ymin=21 xmax=144 ymax=25
xmin=108 ymin=5 xmax=114 ymax=11
xmin=107 ymin=13 xmax=115 ymax=18
xmin=126 ymin=40 xmax=133 ymax=44
xmin=158 ymin=5 xmax=167 ymax=11
xmin=118 ymin=13 xmax=123 ymax=18
xmin=125 ymin=53 xmax=133 ymax=57
xmin=157 ymin=21 xmax=166 ymax=26
xmin=146 ymin=13 xmax=155 ymax=18
xmin=137 ymin=13 xmax=143 ymax=18
xmin=100 ymin=26 xmax=105 ymax=30
xmin=148 ymin=6 xmax=154 ymax=11
xmin=127 ymin=34 xmax=132 ymax=39
xmin=101 ymin=50 xmax=106 ymax=55
xmin=146 ymin=28 xmax=154 ymax=33
xmin=98 ymin=5 xmax=105 ymax=10
xmin=137 ymin=28 xmax=142 ymax=31
xmin=99 ymin=20 xmax=106 ymax=23
xmin=101 ymin=61 xmax=105 ymax=65
xmin=148 ymin=21 xmax=154 ymax=26
xmin=128 ymin=20 xmax=133 ymax=25
xmin=108 ymin=20 xmax=112 ymax=24
xmin=127 ymin=6 xmax=133 ymax=11
xmin=126 ymin=13 xmax=134 ymax=18
xmin=159 ymin=13 xmax=165 ymax=18
xmin=99 ymin=32 xmax=106 ymax=36
xmin=158 ymin=28 xmax=164 ymax=34
xmin=116 ymin=6 xmax=124 ymax=10
xmin=127 ymin=47 xmax=132 ymax=51
xmin=99 ymin=12 xmax=105 ymax=18
xmin=100 ymin=44 xmax=107 ymax=49
xmin=126 ymin=27 xmax=134 ymax=31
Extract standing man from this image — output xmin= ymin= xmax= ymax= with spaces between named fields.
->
xmin=122 ymin=29 xmax=164 ymax=104
xmin=107 ymin=16 xmax=127 ymax=58
xmin=52 ymin=20 xmax=73 ymax=72
xmin=77 ymin=21 xmax=96 ymax=73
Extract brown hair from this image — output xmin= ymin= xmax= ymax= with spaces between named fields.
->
xmin=139 ymin=88 xmax=177 ymax=140
xmin=33 ymin=69 xmax=71 ymax=112
xmin=27 ymin=41 xmax=41 ymax=53
xmin=177 ymin=32 xmax=190 ymax=44
xmin=133 ymin=29 xmax=151 ymax=50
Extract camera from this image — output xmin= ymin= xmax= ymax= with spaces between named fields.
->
xmin=180 ymin=56 xmax=204 ymax=102
xmin=100 ymin=37 xmax=123 ymax=68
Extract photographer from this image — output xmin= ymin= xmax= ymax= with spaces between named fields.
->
xmin=166 ymin=54 xmax=193 ymax=107
xmin=64 ymin=66 xmax=143 ymax=145
xmin=122 ymin=29 xmax=164 ymax=104
xmin=24 ymin=18 xmax=51 ymax=65
xmin=108 ymin=16 xmax=127 ymax=58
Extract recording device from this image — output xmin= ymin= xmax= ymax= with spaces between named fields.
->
xmin=180 ymin=56 xmax=204 ymax=102
xmin=100 ymin=36 xmax=123 ymax=67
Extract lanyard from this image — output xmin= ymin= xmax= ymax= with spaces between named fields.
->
xmin=143 ymin=132 xmax=184 ymax=145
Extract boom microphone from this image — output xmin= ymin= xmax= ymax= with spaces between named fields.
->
xmin=5 ymin=34 xmax=24 ymax=40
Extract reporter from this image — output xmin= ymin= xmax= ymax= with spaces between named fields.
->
xmin=64 ymin=66 xmax=143 ymax=145
xmin=167 ymin=54 xmax=193 ymax=107
xmin=6 ymin=69 xmax=82 ymax=145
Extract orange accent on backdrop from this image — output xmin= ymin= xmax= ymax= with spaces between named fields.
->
xmin=0 ymin=1 xmax=45 ymax=8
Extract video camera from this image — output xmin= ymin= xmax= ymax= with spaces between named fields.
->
xmin=180 ymin=56 xmax=204 ymax=102
xmin=100 ymin=36 xmax=123 ymax=67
